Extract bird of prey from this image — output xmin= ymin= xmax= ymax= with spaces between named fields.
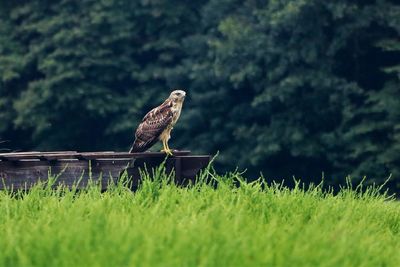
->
xmin=129 ymin=90 xmax=186 ymax=155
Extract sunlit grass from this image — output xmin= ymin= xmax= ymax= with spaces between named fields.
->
xmin=0 ymin=166 xmax=399 ymax=267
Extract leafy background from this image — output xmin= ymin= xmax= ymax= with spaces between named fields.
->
xmin=0 ymin=0 xmax=399 ymax=191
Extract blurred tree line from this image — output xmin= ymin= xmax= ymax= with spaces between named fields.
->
xmin=0 ymin=0 xmax=399 ymax=190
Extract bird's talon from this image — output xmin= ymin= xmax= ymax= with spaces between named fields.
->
xmin=161 ymin=149 xmax=173 ymax=156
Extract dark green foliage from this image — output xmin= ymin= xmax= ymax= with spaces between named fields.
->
xmin=339 ymin=30 xmax=400 ymax=188
xmin=0 ymin=0 xmax=399 ymax=190
xmin=0 ymin=0 xmax=202 ymax=150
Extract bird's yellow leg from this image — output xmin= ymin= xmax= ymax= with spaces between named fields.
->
xmin=161 ymin=139 xmax=173 ymax=156
xmin=161 ymin=139 xmax=167 ymax=152
xmin=166 ymin=140 xmax=174 ymax=155
xmin=166 ymin=139 xmax=171 ymax=151
xmin=165 ymin=142 xmax=173 ymax=156
xmin=166 ymin=128 xmax=173 ymax=152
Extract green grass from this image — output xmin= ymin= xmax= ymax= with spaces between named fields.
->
xmin=0 ymin=167 xmax=399 ymax=267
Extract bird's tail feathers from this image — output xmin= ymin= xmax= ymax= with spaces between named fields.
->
xmin=129 ymin=142 xmax=143 ymax=153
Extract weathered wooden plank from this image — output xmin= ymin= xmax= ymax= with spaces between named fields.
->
xmin=78 ymin=151 xmax=190 ymax=159
xmin=125 ymin=155 xmax=211 ymax=189
xmin=179 ymin=156 xmax=212 ymax=184
xmin=0 ymin=159 xmax=128 ymax=190
xmin=0 ymin=152 xmax=210 ymax=190
xmin=0 ymin=151 xmax=78 ymax=161
xmin=0 ymin=150 xmax=191 ymax=161
xmin=0 ymin=151 xmax=78 ymax=156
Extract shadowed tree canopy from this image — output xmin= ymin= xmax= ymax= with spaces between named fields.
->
xmin=0 ymin=0 xmax=399 ymax=191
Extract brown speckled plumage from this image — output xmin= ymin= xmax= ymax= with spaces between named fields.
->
xmin=129 ymin=90 xmax=186 ymax=153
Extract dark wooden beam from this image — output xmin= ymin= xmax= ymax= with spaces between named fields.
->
xmin=0 ymin=151 xmax=191 ymax=161
xmin=0 ymin=151 xmax=210 ymax=190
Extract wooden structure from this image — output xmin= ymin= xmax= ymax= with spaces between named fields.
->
xmin=0 ymin=151 xmax=211 ymax=190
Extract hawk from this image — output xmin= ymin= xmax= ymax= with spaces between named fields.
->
xmin=129 ymin=90 xmax=186 ymax=155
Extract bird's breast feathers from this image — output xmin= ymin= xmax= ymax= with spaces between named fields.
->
xmin=171 ymin=101 xmax=183 ymax=125
xmin=157 ymin=100 xmax=183 ymax=142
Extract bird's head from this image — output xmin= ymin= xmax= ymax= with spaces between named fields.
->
xmin=169 ymin=90 xmax=186 ymax=103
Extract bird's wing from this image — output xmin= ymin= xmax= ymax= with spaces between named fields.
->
xmin=129 ymin=100 xmax=174 ymax=153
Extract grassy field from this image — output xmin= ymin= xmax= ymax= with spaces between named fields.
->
xmin=0 ymin=167 xmax=399 ymax=267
